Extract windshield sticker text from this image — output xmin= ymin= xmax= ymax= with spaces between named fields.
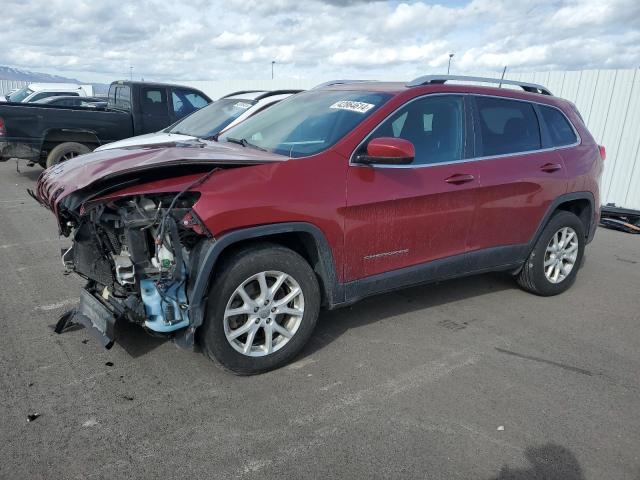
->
xmin=330 ymin=100 xmax=375 ymax=114
xmin=233 ymin=102 xmax=253 ymax=110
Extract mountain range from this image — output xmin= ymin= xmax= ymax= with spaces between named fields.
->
xmin=0 ymin=65 xmax=81 ymax=83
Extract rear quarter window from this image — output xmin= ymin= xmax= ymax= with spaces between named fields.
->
xmin=476 ymin=96 xmax=541 ymax=156
xmin=539 ymin=105 xmax=577 ymax=147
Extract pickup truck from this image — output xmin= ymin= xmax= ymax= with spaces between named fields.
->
xmin=0 ymin=80 xmax=211 ymax=167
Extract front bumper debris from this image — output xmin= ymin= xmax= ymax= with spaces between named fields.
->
xmin=55 ymin=289 xmax=116 ymax=349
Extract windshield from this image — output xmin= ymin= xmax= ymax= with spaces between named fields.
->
xmin=167 ymin=98 xmax=257 ymax=138
xmin=218 ymin=90 xmax=391 ymax=157
xmin=7 ymin=87 xmax=33 ymax=102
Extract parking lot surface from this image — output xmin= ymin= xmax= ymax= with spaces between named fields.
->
xmin=1 ymin=160 xmax=639 ymax=479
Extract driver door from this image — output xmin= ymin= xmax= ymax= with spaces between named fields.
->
xmin=344 ymin=94 xmax=479 ymax=282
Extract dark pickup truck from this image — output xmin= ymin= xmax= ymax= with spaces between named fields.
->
xmin=0 ymin=80 xmax=211 ymax=167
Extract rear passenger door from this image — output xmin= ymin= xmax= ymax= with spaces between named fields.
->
xmin=139 ymin=87 xmax=170 ymax=133
xmin=468 ymin=96 xmax=569 ymax=260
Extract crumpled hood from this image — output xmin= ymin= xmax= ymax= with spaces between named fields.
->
xmin=35 ymin=141 xmax=287 ymax=214
xmin=94 ymin=132 xmax=196 ymax=152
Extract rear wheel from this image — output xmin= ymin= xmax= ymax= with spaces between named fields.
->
xmin=517 ymin=211 xmax=585 ymax=296
xmin=200 ymin=244 xmax=320 ymax=375
xmin=45 ymin=142 xmax=91 ymax=168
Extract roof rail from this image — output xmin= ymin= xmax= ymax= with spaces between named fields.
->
xmin=312 ymin=80 xmax=374 ymax=89
xmin=254 ymin=89 xmax=304 ymax=100
xmin=406 ymin=75 xmax=553 ymax=95
xmin=219 ymin=90 xmax=265 ymax=99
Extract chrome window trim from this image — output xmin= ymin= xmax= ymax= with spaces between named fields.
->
xmin=349 ymin=92 xmax=581 ymax=170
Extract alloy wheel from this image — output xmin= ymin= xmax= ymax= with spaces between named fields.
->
xmin=544 ymin=226 xmax=579 ymax=284
xmin=223 ymin=271 xmax=305 ymax=357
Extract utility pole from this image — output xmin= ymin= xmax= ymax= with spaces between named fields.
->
xmin=271 ymin=61 xmax=276 ymax=80
xmin=447 ymin=53 xmax=454 ymax=75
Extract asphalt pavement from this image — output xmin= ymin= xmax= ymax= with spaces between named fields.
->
xmin=1 ymin=160 xmax=639 ymax=479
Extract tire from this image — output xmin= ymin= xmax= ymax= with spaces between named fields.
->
xmin=45 ymin=142 xmax=91 ymax=168
xmin=200 ymin=243 xmax=320 ymax=375
xmin=517 ymin=210 xmax=585 ymax=296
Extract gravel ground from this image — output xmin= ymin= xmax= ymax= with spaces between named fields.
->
xmin=1 ymin=160 xmax=639 ymax=480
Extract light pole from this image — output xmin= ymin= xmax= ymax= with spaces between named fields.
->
xmin=447 ymin=54 xmax=454 ymax=75
xmin=271 ymin=61 xmax=276 ymax=80
xmin=130 ymin=66 xmax=133 ymax=81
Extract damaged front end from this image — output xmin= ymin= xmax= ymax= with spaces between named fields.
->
xmin=58 ymin=191 xmax=212 ymax=348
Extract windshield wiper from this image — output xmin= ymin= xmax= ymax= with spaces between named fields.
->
xmin=226 ymin=137 xmax=268 ymax=152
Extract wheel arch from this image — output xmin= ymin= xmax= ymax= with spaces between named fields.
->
xmin=41 ymin=129 xmax=101 ymax=155
xmin=186 ymin=222 xmax=342 ymax=335
xmin=528 ymin=191 xmax=595 ymax=251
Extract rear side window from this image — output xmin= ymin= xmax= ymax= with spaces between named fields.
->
xmin=476 ymin=97 xmax=541 ymax=156
xmin=366 ymin=95 xmax=465 ymax=165
xmin=539 ymin=105 xmax=577 ymax=147
xmin=171 ymin=89 xmax=209 ymax=118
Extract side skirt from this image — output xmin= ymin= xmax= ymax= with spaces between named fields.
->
xmin=338 ymin=244 xmax=527 ymax=307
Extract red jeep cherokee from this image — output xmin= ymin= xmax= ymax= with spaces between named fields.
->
xmin=35 ymin=76 xmax=604 ymax=374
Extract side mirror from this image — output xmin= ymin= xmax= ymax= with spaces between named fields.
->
xmin=356 ymin=137 xmax=415 ymax=165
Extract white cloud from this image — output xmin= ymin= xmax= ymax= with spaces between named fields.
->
xmin=0 ymin=0 xmax=637 ymax=83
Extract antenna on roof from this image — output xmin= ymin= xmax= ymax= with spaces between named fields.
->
xmin=499 ymin=66 xmax=507 ymax=88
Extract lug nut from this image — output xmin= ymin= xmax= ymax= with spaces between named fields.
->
xmin=271 ymin=307 xmax=276 ymax=313
xmin=255 ymin=318 xmax=260 ymax=324
xmin=254 ymin=307 xmax=259 ymax=313
xmin=266 ymin=318 xmax=271 ymax=324
xmin=264 ymin=300 xmax=269 ymax=305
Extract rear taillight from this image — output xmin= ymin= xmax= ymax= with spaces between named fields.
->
xmin=0 ymin=117 xmax=5 ymax=137
xmin=598 ymin=145 xmax=606 ymax=161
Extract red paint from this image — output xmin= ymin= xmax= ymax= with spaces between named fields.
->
xmin=36 ymin=82 xmax=603 ymax=284
xmin=366 ymin=137 xmax=415 ymax=160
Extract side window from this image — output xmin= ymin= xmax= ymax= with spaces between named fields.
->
xmin=114 ymin=85 xmax=132 ymax=109
xmin=475 ymin=96 xmax=541 ymax=156
xmin=141 ymin=88 xmax=167 ymax=114
xmin=366 ymin=95 xmax=464 ymax=165
xmin=539 ymin=105 xmax=577 ymax=147
xmin=171 ymin=89 xmax=209 ymax=117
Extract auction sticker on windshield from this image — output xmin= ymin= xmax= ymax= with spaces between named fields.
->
xmin=330 ymin=100 xmax=375 ymax=114
xmin=233 ymin=102 xmax=253 ymax=110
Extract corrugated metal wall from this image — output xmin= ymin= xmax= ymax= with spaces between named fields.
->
xmin=0 ymin=79 xmax=28 ymax=95
xmin=180 ymin=68 xmax=640 ymax=210
xmin=502 ymin=69 xmax=640 ymax=211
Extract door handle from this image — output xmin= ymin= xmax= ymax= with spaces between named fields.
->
xmin=540 ymin=163 xmax=562 ymax=173
xmin=445 ymin=173 xmax=475 ymax=185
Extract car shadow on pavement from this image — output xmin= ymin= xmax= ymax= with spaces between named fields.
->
xmin=114 ymin=319 xmax=167 ymax=358
xmin=489 ymin=443 xmax=584 ymax=480
xmin=301 ymin=271 xmax=519 ymax=359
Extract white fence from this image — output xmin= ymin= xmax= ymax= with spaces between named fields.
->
xmin=179 ymin=69 xmax=640 ymax=210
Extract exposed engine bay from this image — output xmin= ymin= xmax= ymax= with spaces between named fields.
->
xmin=62 ymin=190 xmax=210 ymax=339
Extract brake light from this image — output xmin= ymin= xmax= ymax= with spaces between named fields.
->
xmin=598 ymin=145 xmax=606 ymax=161
xmin=0 ymin=117 xmax=5 ymax=137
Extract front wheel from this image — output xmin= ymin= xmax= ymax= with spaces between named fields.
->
xmin=517 ymin=210 xmax=585 ymax=296
xmin=200 ymin=244 xmax=320 ymax=375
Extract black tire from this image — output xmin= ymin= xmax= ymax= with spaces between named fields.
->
xmin=200 ymin=243 xmax=320 ymax=375
xmin=46 ymin=142 xmax=91 ymax=168
xmin=517 ymin=210 xmax=585 ymax=296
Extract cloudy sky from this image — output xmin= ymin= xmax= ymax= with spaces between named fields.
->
xmin=1 ymin=0 xmax=638 ymax=83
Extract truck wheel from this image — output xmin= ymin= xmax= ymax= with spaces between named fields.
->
xmin=200 ymin=243 xmax=320 ymax=375
xmin=45 ymin=142 xmax=91 ymax=168
xmin=517 ymin=211 xmax=585 ymax=296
